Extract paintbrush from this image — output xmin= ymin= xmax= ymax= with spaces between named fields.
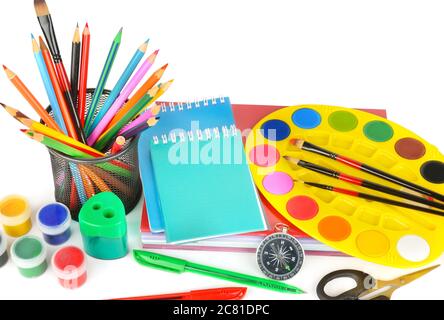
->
xmin=291 ymin=139 xmax=444 ymax=202
xmin=34 ymin=0 xmax=86 ymax=143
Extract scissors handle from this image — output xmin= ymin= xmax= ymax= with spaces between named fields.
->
xmin=317 ymin=270 xmax=376 ymax=300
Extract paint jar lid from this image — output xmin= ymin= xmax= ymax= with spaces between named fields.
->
xmin=0 ymin=232 xmax=7 ymax=257
xmin=37 ymin=203 xmax=72 ymax=236
xmin=0 ymin=195 xmax=31 ymax=226
xmin=79 ymin=192 xmax=127 ymax=239
xmin=51 ymin=246 xmax=87 ymax=280
xmin=11 ymin=236 xmax=47 ymax=269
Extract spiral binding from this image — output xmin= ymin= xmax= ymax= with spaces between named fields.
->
xmin=153 ymin=125 xmax=238 ymax=145
xmin=160 ymin=96 xmax=227 ymax=113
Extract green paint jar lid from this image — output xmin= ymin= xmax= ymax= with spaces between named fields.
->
xmin=79 ymin=192 xmax=127 ymax=239
xmin=11 ymin=236 xmax=47 ymax=269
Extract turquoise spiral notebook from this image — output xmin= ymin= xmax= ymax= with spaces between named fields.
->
xmin=138 ymin=97 xmax=236 ymax=232
xmin=150 ymin=126 xmax=267 ymax=244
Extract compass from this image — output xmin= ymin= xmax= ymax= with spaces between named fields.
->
xmin=256 ymin=224 xmax=305 ymax=281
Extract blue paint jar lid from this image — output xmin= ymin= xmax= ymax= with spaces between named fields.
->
xmin=0 ymin=232 xmax=6 ymax=257
xmin=37 ymin=203 xmax=72 ymax=236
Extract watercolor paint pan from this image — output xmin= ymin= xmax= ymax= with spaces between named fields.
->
xmin=246 ymin=104 xmax=444 ymax=268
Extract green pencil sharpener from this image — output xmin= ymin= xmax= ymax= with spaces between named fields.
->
xmin=79 ymin=192 xmax=128 ymax=260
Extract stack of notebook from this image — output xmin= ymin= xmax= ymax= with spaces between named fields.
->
xmin=139 ymin=100 xmax=386 ymax=255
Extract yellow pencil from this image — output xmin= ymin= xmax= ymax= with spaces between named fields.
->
xmin=0 ymin=102 xmax=104 ymax=157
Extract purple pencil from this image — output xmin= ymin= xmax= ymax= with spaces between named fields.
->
xmin=119 ymin=102 xmax=161 ymax=135
xmin=87 ymin=55 xmax=155 ymax=146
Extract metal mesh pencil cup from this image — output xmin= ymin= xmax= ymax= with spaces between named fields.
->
xmin=46 ymin=89 xmax=142 ymax=221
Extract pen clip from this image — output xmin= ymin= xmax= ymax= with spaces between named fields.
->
xmin=133 ymin=250 xmax=187 ymax=274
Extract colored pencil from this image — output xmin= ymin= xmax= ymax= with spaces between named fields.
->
xmin=108 ymin=61 xmax=166 ymax=129
xmin=34 ymin=0 xmax=85 ymax=143
xmin=39 ymin=37 xmax=79 ymax=140
xmin=119 ymin=103 xmax=161 ymax=135
xmin=69 ymin=163 xmax=88 ymax=204
xmin=111 ymin=136 xmax=126 ymax=154
xmin=84 ymin=28 xmax=123 ymax=133
xmin=291 ymin=139 xmax=444 ymax=202
xmin=0 ymin=103 xmax=103 ymax=156
xmin=89 ymin=166 xmax=132 ymax=198
xmin=78 ymin=23 xmax=90 ymax=125
xmin=121 ymin=117 xmax=159 ymax=140
xmin=79 ymin=165 xmax=111 ymax=192
xmin=285 ymin=156 xmax=444 ymax=210
xmin=300 ymin=180 xmax=444 ymax=217
xmin=69 ymin=178 xmax=79 ymax=209
xmin=71 ymin=23 xmax=81 ymax=106
xmin=32 ymin=34 xmax=67 ymax=133
xmin=2 ymin=65 xmax=60 ymax=131
xmin=133 ymin=78 xmax=173 ymax=118
xmin=88 ymin=39 xmax=149 ymax=134
xmin=22 ymin=130 xmax=131 ymax=178
xmin=87 ymin=52 xmax=158 ymax=144
xmin=78 ymin=165 xmax=95 ymax=198
xmin=93 ymin=85 xmax=160 ymax=150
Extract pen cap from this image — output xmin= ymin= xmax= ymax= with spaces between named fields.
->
xmin=133 ymin=250 xmax=187 ymax=273
xmin=79 ymin=192 xmax=127 ymax=239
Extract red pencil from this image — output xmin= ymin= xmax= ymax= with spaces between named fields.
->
xmin=113 ymin=287 xmax=247 ymax=301
xmin=39 ymin=37 xmax=79 ymax=140
xmin=78 ymin=23 xmax=90 ymax=127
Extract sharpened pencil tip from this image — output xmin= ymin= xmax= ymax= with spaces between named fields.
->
xmin=0 ymin=102 xmax=6 ymax=108
xmin=85 ymin=22 xmax=89 ymax=28
xmin=2 ymin=65 xmax=7 ymax=71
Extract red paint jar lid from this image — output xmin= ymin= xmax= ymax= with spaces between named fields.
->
xmin=51 ymin=246 xmax=87 ymax=280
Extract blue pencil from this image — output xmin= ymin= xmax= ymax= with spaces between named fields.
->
xmin=84 ymin=28 xmax=123 ymax=135
xmin=32 ymin=34 xmax=67 ymax=133
xmin=87 ymin=39 xmax=149 ymax=135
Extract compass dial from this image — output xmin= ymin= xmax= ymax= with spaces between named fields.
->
xmin=257 ymin=233 xmax=304 ymax=281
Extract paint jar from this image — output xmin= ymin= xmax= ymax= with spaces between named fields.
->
xmin=79 ymin=192 xmax=128 ymax=260
xmin=0 ymin=195 xmax=32 ymax=237
xmin=0 ymin=232 xmax=8 ymax=268
xmin=52 ymin=246 xmax=87 ymax=289
xmin=11 ymin=236 xmax=47 ymax=278
xmin=37 ymin=203 xmax=72 ymax=245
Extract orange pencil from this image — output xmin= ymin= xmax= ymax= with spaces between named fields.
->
xmin=3 ymin=65 xmax=60 ymax=131
xmin=107 ymin=63 xmax=167 ymax=129
xmin=39 ymin=36 xmax=79 ymax=140
xmin=78 ymin=166 xmax=95 ymax=198
xmin=79 ymin=165 xmax=111 ymax=192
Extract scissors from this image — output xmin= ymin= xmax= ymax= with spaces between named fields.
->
xmin=316 ymin=265 xmax=439 ymax=300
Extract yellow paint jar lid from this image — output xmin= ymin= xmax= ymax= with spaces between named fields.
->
xmin=0 ymin=195 xmax=31 ymax=227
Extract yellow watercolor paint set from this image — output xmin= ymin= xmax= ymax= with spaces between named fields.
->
xmin=246 ymin=104 xmax=444 ymax=268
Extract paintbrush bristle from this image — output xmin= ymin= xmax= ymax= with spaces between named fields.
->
xmin=290 ymin=138 xmax=305 ymax=149
xmin=284 ymin=156 xmax=300 ymax=165
xmin=34 ymin=0 xmax=50 ymax=17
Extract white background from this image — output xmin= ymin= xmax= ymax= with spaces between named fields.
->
xmin=0 ymin=0 xmax=443 ymax=300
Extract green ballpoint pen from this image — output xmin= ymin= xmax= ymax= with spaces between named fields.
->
xmin=133 ymin=250 xmax=305 ymax=295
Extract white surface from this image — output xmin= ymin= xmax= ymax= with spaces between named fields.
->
xmin=0 ymin=0 xmax=443 ymax=300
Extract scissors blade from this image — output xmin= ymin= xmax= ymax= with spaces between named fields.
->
xmin=380 ymin=265 xmax=440 ymax=289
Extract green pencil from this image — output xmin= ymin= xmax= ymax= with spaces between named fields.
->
xmin=133 ymin=250 xmax=305 ymax=295
xmin=84 ymin=28 xmax=123 ymax=134
xmin=93 ymin=84 xmax=160 ymax=151
xmin=23 ymin=130 xmax=131 ymax=178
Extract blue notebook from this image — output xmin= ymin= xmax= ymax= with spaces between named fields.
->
xmin=138 ymin=98 xmax=236 ymax=232
xmin=150 ymin=126 xmax=267 ymax=244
